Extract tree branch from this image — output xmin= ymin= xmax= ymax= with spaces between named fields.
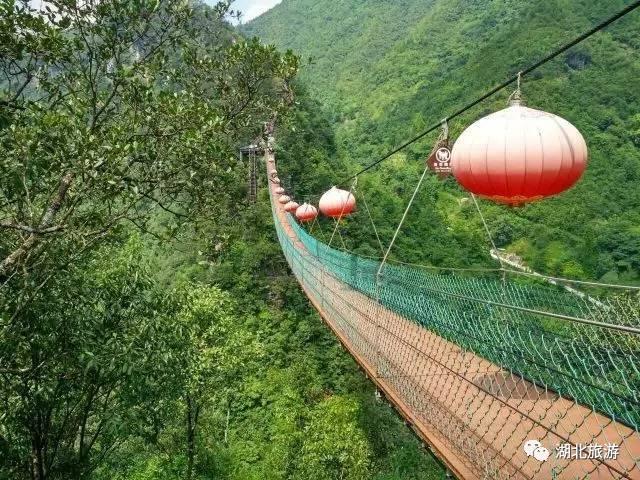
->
xmin=0 ymin=172 xmax=74 ymax=275
xmin=0 ymin=222 xmax=65 ymax=234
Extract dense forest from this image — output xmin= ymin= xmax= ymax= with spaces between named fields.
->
xmin=0 ymin=1 xmax=443 ymax=479
xmin=246 ymin=0 xmax=640 ymax=284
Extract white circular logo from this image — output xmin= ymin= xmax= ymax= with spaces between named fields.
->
xmin=533 ymin=447 xmax=551 ymax=462
xmin=435 ymin=147 xmax=451 ymax=163
xmin=523 ymin=439 xmax=541 ymax=457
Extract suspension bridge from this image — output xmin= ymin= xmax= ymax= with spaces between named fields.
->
xmin=265 ymin=148 xmax=640 ymax=478
xmin=257 ymin=3 xmax=640 ymax=478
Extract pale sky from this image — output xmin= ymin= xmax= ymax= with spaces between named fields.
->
xmin=31 ymin=0 xmax=280 ymax=25
xmin=225 ymin=0 xmax=283 ymax=23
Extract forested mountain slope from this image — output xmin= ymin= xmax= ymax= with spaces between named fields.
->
xmin=246 ymin=0 xmax=640 ymax=284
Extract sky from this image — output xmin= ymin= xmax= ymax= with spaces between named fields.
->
xmin=30 ymin=0 xmax=281 ymax=25
xmin=227 ymin=0 xmax=283 ymax=23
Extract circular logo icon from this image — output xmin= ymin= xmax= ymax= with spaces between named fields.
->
xmin=533 ymin=447 xmax=550 ymax=462
xmin=435 ymin=147 xmax=451 ymax=163
xmin=523 ymin=439 xmax=541 ymax=457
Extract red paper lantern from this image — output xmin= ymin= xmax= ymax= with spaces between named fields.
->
xmin=296 ymin=203 xmax=318 ymax=222
xmin=278 ymin=195 xmax=290 ymax=204
xmin=284 ymin=201 xmax=299 ymax=213
xmin=451 ymin=103 xmax=587 ymax=205
xmin=319 ymin=187 xmax=356 ymax=218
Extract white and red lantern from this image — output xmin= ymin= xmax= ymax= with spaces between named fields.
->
xmin=278 ymin=195 xmax=290 ymax=204
xmin=295 ymin=203 xmax=318 ymax=222
xmin=319 ymin=187 xmax=356 ymax=218
xmin=284 ymin=201 xmax=299 ymax=213
xmin=451 ymin=102 xmax=587 ymax=205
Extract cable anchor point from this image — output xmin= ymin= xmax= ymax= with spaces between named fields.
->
xmin=440 ymin=118 xmax=449 ymax=141
xmin=508 ymin=71 xmax=524 ymax=106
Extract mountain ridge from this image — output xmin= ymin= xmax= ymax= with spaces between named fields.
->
xmin=246 ymin=0 xmax=640 ymax=283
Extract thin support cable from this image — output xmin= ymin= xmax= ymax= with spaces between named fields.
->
xmin=374 ymin=159 xmax=436 ymax=375
xmin=328 ymin=216 xmax=341 ymax=248
xmin=328 ymin=180 xmax=357 ymax=247
xmin=470 ymin=193 xmax=502 ymax=264
xmin=372 ymin=164 xmax=431 ymax=376
xmin=335 ymin=219 xmax=348 ymax=250
xmin=501 ymin=269 xmax=640 ymax=290
xmin=372 ymin=165 xmax=461 ymax=377
xmin=360 ymin=189 xmax=385 ymax=255
xmin=308 ymin=216 xmax=319 ymax=236
xmin=471 ymin=193 xmax=508 ymax=300
xmin=377 ymin=164 xmax=431 ymax=277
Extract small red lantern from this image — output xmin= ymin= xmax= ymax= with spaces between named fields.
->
xmin=296 ymin=203 xmax=318 ymax=222
xmin=451 ymin=102 xmax=587 ymax=205
xmin=275 ymin=186 xmax=285 ymax=195
xmin=278 ymin=195 xmax=290 ymax=204
xmin=319 ymin=186 xmax=356 ymax=218
xmin=284 ymin=201 xmax=299 ymax=213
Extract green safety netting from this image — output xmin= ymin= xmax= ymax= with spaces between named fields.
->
xmin=275 ymin=211 xmax=640 ymax=431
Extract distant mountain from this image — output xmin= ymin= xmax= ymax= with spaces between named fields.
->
xmin=245 ymin=0 xmax=640 ymax=283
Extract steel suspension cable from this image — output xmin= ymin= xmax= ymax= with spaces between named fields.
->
xmin=334 ymin=0 xmax=640 ymax=188
xmin=359 ymin=188 xmax=386 ymax=255
xmin=377 ymin=164 xmax=431 ymax=277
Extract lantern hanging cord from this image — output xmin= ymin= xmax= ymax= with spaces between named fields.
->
xmin=334 ymin=0 xmax=640 ymax=188
xmin=507 ymin=72 xmax=523 ymax=105
xmin=360 ymin=189 xmax=385 ymax=255
xmin=328 ymin=179 xmax=357 ymax=247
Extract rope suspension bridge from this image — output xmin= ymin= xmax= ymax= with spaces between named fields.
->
xmin=267 ymin=152 xmax=640 ymax=479
xmin=257 ymin=3 xmax=640 ymax=478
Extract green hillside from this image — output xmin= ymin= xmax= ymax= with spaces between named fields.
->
xmin=246 ymin=0 xmax=640 ymax=283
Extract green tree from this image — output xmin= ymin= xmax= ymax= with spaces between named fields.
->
xmin=296 ymin=396 xmax=372 ymax=480
xmin=0 ymin=236 xmax=188 ymax=479
xmin=175 ymin=284 xmax=261 ymax=480
xmin=0 ymin=0 xmax=298 ymax=280
xmin=0 ymin=1 xmax=297 ymax=478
